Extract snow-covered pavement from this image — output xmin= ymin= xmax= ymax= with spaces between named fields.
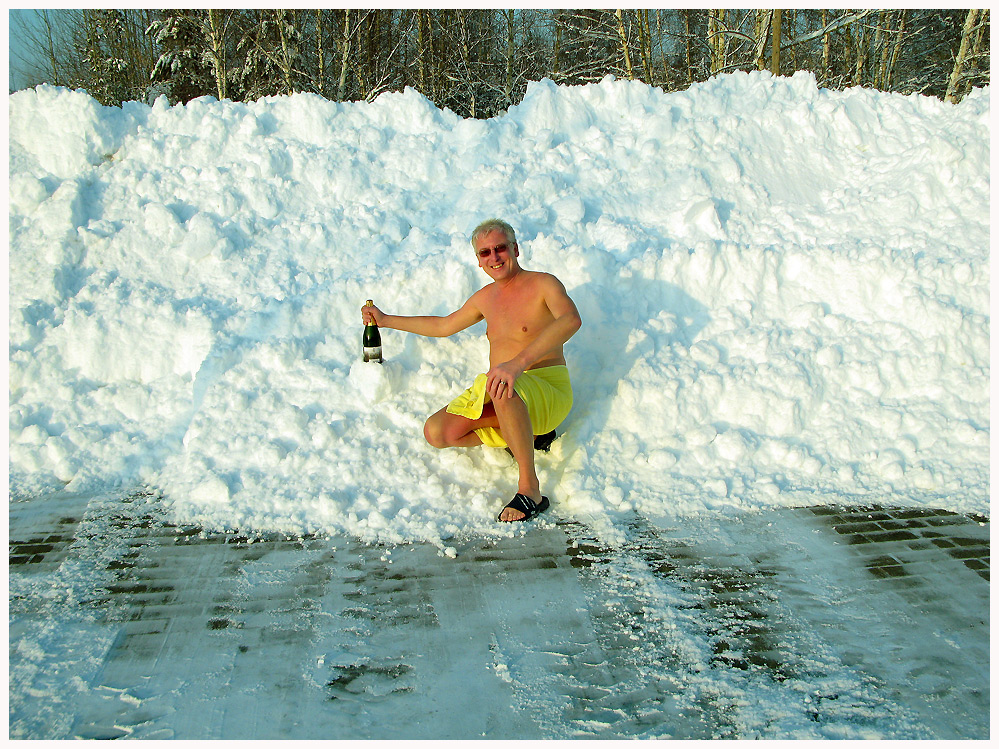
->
xmin=9 ymin=489 xmax=988 ymax=739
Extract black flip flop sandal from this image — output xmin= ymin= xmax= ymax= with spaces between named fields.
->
xmin=533 ymin=430 xmax=558 ymax=452
xmin=498 ymin=494 xmax=550 ymax=522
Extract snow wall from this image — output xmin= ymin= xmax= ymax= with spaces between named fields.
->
xmin=8 ymin=71 xmax=990 ymax=548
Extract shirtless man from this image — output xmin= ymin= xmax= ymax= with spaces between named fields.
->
xmin=361 ymin=219 xmax=581 ymax=521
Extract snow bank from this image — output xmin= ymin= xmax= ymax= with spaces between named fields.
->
xmin=8 ymin=71 xmax=990 ymax=546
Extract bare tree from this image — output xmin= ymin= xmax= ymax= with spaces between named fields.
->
xmin=615 ymin=9 xmax=635 ymax=80
xmin=204 ymin=10 xmax=235 ymax=100
xmin=547 ymin=10 xmax=622 ymax=85
xmin=8 ymin=8 xmax=990 ymax=108
xmin=946 ymin=8 xmax=982 ymax=101
xmin=754 ymin=10 xmax=774 ymax=71
xmin=771 ymin=9 xmax=782 ymax=74
xmin=708 ymin=9 xmax=728 ymax=75
xmin=635 ymin=10 xmax=654 ymax=82
xmin=66 ymin=9 xmax=158 ymax=104
xmin=504 ymin=9 xmax=516 ymax=103
xmin=10 ymin=10 xmax=75 ymax=89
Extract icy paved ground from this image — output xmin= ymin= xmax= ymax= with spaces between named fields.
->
xmin=9 ymin=491 xmax=988 ymax=740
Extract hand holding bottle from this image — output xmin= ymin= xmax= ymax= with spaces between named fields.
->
xmin=361 ymin=300 xmax=384 ymax=326
xmin=362 ymin=300 xmax=383 ymax=363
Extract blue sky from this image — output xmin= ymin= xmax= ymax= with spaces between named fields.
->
xmin=10 ymin=9 xmax=40 ymax=90
xmin=8 ymin=9 xmax=69 ymax=91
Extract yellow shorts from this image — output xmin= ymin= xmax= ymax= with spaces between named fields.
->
xmin=445 ymin=365 xmax=573 ymax=448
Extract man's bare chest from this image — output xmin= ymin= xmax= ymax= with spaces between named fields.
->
xmin=481 ymin=288 xmax=551 ymax=342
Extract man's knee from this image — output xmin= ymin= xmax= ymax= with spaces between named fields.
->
xmin=424 ymin=410 xmax=466 ymax=448
xmin=492 ymin=391 xmax=528 ymax=420
xmin=423 ymin=414 xmax=448 ymax=448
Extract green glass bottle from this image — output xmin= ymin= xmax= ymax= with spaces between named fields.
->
xmin=363 ymin=300 xmax=382 ymax=363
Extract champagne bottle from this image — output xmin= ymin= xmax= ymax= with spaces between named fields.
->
xmin=363 ymin=300 xmax=382 ymax=363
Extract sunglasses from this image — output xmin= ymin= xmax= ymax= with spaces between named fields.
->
xmin=477 ymin=243 xmax=511 ymax=259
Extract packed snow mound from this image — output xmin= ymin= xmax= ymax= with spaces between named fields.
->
xmin=9 ymin=71 xmax=990 ymax=547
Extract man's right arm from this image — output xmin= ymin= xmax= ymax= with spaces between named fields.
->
xmin=362 ymin=296 xmax=483 ymax=338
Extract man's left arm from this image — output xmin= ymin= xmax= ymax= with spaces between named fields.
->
xmin=487 ymin=275 xmax=582 ymax=398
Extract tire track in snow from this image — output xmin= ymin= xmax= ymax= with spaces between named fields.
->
xmin=547 ymin=510 xmax=978 ymax=738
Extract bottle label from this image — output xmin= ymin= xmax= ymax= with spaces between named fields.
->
xmin=364 ymin=346 xmax=382 ymax=361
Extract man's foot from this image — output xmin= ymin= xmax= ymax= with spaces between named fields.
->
xmin=497 ymin=494 xmax=550 ymax=522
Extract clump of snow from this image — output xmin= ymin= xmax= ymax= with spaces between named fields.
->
xmin=8 ymin=71 xmax=989 ymax=547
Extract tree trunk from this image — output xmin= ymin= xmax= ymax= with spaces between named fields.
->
xmin=787 ymin=9 xmax=797 ymax=71
xmin=656 ymin=11 xmax=673 ymax=88
xmin=552 ymin=15 xmax=561 ymax=79
xmin=708 ymin=9 xmax=727 ymax=75
xmin=615 ymin=10 xmax=634 ymax=80
xmin=966 ymin=9 xmax=989 ymax=90
xmin=885 ymin=11 xmax=906 ymax=90
xmin=708 ymin=11 xmax=717 ymax=74
xmin=416 ymin=10 xmax=427 ymax=96
xmin=636 ymin=9 xmax=653 ymax=82
xmin=852 ymin=17 xmax=867 ymax=85
xmin=358 ymin=11 xmax=372 ymax=97
xmin=684 ymin=10 xmax=693 ymax=84
xmin=457 ymin=10 xmax=475 ymax=117
xmin=337 ymin=10 xmax=351 ymax=100
xmin=874 ymin=10 xmax=889 ymax=88
xmin=505 ymin=10 xmax=515 ymax=104
xmin=771 ymin=9 xmax=782 ymax=76
xmin=278 ymin=10 xmax=294 ymax=94
xmin=945 ymin=8 xmax=981 ymax=102
xmin=205 ymin=9 xmax=228 ymax=101
xmin=754 ymin=9 xmax=772 ymax=70
xmin=316 ymin=10 xmax=325 ymax=98
xmin=821 ymin=9 xmax=830 ymax=82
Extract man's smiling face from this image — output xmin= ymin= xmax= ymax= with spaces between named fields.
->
xmin=474 ymin=228 xmax=519 ymax=279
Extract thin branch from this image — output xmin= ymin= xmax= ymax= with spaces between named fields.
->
xmin=782 ymin=10 xmax=875 ymax=50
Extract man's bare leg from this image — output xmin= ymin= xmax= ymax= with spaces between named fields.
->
xmin=423 ymin=407 xmax=493 ymax=448
xmin=424 ymin=399 xmax=542 ymax=521
xmin=491 ymin=393 xmax=542 ymax=521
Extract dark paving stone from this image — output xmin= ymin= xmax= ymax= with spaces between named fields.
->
xmin=807 ymin=505 xmax=989 ymax=584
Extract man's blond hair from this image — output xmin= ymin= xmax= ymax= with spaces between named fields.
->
xmin=470 ymin=218 xmax=517 ymax=249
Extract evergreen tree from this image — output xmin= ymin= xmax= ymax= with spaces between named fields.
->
xmin=148 ymin=10 xmax=216 ymax=102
